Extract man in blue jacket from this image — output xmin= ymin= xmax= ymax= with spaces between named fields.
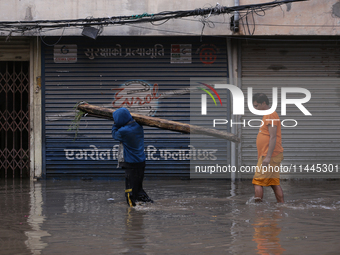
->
xmin=112 ymin=107 xmax=153 ymax=207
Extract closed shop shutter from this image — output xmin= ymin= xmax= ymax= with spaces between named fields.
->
xmin=42 ymin=36 xmax=228 ymax=178
xmin=241 ymin=39 xmax=340 ymax=177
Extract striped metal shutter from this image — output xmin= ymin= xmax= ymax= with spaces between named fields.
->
xmin=0 ymin=38 xmax=30 ymax=61
xmin=42 ymin=36 xmax=228 ymax=178
xmin=241 ymin=39 xmax=340 ymax=177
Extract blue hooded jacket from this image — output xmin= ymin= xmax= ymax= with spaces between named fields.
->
xmin=112 ymin=108 xmax=146 ymax=163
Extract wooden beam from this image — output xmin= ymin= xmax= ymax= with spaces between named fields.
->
xmin=77 ymin=103 xmax=240 ymax=143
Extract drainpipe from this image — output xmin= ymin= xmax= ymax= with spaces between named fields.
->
xmin=229 ymin=1 xmax=240 ymax=181
xmin=227 ymin=38 xmax=236 ymax=181
xmin=233 ymin=0 xmax=240 ymax=33
xmin=237 ymin=42 xmax=242 ymax=179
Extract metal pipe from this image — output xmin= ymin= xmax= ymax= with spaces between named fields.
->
xmin=237 ymin=41 xmax=242 ymax=179
xmin=227 ymin=38 xmax=236 ymax=181
xmin=234 ymin=0 xmax=240 ymax=22
xmin=234 ymin=0 xmax=240 ymax=32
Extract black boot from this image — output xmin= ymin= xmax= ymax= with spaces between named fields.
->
xmin=125 ymin=188 xmax=136 ymax=207
xmin=136 ymin=167 xmax=153 ymax=203
xmin=137 ymin=189 xmax=153 ymax=203
xmin=124 ymin=168 xmax=139 ymax=207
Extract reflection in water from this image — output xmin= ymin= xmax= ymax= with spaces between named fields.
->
xmin=0 ymin=179 xmax=340 ymax=254
xmin=252 ymin=207 xmax=285 ymax=255
xmin=25 ymin=181 xmax=50 ymax=255
xmin=123 ymin=207 xmax=146 ymax=254
xmin=0 ymin=180 xmax=31 ymax=255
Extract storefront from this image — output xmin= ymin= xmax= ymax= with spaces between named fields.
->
xmin=42 ymin=36 xmax=229 ymax=178
xmin=0 ymin=38 xmax=32 ymax=179
xmin=240 ymin=38 xmax=340 ymax=177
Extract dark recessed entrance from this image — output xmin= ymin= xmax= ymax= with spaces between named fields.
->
xmin=0 ymin=61 xmax=30 ymax=179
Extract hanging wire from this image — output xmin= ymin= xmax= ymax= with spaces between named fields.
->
xmin=39 ymin=27 xmax=66 ymax=46
xmin=243 ymin=9 xmax=256 ymax=35
xmin=150 ymin=12 xmax=171 ymax=26
xmin=0 ymin=0 xmax=308 ymax=35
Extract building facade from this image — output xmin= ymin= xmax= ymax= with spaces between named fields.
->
xmin=0 ymin=0 xmax=339 ymax=179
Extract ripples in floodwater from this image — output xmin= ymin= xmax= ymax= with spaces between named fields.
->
xmin=0 ymin=179 xmax=340 ymax=255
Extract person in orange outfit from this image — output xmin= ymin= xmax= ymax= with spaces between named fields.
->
xmin=252 ymin=93 xmax=284 ymax=203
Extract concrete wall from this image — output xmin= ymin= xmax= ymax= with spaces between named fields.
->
xmin=1 ymin=0 xmax=338 ymax=36
xmin=238 ymin=0 xmax=340 ymax=35
xmin=0 ymin=0 xmax=234 ymax=36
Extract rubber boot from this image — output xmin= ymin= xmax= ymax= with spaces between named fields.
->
xmin=124 ymin=168 xmax=138 ymax=207
xmin=136 ymin=167 xmax=153 ymax=203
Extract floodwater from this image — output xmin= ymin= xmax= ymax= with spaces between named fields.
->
xmin=0 ymin=179 xmax=340 ymax=255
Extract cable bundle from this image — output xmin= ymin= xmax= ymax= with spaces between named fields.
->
xmin=0 ymin=0 xmax=307 ymax=35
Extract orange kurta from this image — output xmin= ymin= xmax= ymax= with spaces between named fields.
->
xmin=252 ymin=111 xmax=284 ymax=186
xmin=256 ymin=111 xmax=283 ymax=159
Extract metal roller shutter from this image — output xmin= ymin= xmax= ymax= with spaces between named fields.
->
xmin=241 ymin=39 xmax=340 ymax=177
xmin=42 ymin=36 xmax=228 ymax=178
xmin=0 ymin=38 xmax=30 ymax=62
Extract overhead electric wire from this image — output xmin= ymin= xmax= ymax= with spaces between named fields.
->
xmin=0 ymin=0 xmax=308 ymax=34
xmin=124 ymin=24 xmax=340 ymax=43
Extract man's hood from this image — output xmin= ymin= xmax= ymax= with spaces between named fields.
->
xmin=112 ymin=107 xmax=133 ymax=128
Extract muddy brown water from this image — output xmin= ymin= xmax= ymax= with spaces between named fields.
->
xmin=0 ymin=179 xmax=340 ymax=255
